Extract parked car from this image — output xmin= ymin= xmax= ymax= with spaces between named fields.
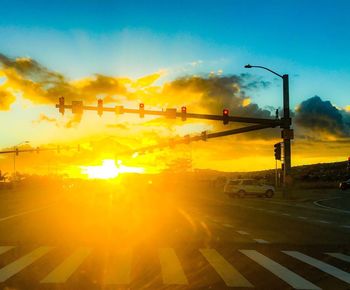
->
xmin=339 ymin=179 xmax=350 ymax=190
xmin=224 ymin=179 xmax=275 ymax=198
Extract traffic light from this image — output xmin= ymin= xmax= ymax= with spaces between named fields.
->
xmin=274 ymin=143 xmax=281 ymax=160
xmin=201 ymin=131 xmax=207 ymax=141
xmin=139 ymin=103 xmax=144 ymax=118
xmin=223 ymin=109 xmax=229 ymax=125
xmin=97 ymin=99 xmax=103 ymax=116
xmin=59 ymin=97 xmax=65 ymax=115
xmin=15 ymin=148 xmax=19 ymax=156
xmin=181 ymin=106 xmax=187 ymax=121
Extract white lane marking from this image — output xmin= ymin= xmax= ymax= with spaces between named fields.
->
xmin=104 ymin=248 xmax=132 ymax=284
xmin=254 ymin=239 xmax=270 ymax=244
xmin=0 ymin=246 xmax=14 ymax=256
xmin=159 ymin=248 xmax=188 ymax=285
xmin=200 ymin=249 xmax=253 ymax=287
xmin=298 ymin=216 xmax=307 ymax=219
xmin=0 ymin=204 xmax=56 ymax=223
xmin=237 ymin=230 xmax=249 ymax=235
xmin=326 ymin=253 xmax=350 ymax=263
xmin=41 ymin=247 xmax=91 ymax=283
xmin=283 ymin=251 xmax=350 ymax=284
xmin=316 ymin=220 xmax=331 ymax=224
xmin=0 ymin=246 xmax=53 ymax=282
xmin=240 ymin=250 xmax=320 ymax=290
xmin=223 ymin=223 xmax=234 ymax=228
xmin=340 ymin=225 xmax=350 ymax=229
xmin=282 ymin=213 xmax=290 ymax=216
xmin=313 ymin=197 xmax=350 ymax=214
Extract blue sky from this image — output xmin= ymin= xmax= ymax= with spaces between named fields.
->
xmin=0 ymin=0 xmax=349 ymax=171
xmin=0 ymin=0 xmax=349 ymax=108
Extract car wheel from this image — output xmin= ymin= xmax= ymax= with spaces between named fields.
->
xmin=238 ymin=190 xmax=245 ymax=198
xmin=265 ymin=189 xmax=274 ymax=198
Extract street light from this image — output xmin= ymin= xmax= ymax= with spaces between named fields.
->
xmin=244 ymin=64 xmax=293 ymax=188
xmin=13 ymin=141 xmax=30 ymax=180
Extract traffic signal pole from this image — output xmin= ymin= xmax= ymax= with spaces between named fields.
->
xmin=244 ymin=65 xmax=294 ymax=192
xmin=282 ymin=74 xmax=292 ymax=185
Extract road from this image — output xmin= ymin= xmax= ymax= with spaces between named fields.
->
xmin=0 ymin=183 xmax=349 ymax=290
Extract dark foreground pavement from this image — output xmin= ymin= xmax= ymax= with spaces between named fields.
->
xmin=0 ymin=184 xmax=349 ymax=290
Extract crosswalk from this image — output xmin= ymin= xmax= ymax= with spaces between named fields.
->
xmin=0 ymin=245 xmax=349 ymax=288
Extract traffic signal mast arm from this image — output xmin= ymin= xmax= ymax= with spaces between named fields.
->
xmin=56 ymin=100 xmax=283 ymax=126
xmin=119 ymin=123 xmax=273 ymax=157
xmin=0 ymin=145 xmax=80 ymax=155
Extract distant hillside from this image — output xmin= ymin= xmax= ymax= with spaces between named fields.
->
xmin=194 ymin=161 xmax=349 ymax=186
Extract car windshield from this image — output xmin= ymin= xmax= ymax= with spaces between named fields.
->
xmin=229 ymin=180 xmax=240 ymax=185
xmin=0 ymin=1 xmax=350 ymax=290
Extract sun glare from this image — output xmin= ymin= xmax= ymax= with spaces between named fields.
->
xmin=81 ymin=159 xmax=144 ymax=179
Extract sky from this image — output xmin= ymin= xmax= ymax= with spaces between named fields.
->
xmin=0 ymin=0 xmax=349 ymax=176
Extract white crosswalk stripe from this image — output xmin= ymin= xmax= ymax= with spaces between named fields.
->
xmin=0 ymin=246 xmax=14 ymax=256
xmin=41 ymin=247 xmax=91 ymax=283
xmin=0 ymin=245 xmax=349 ymax=288
xmin=200 ymin=249 xmax=253 ymax=287
xmin=283 ymin=251 xmax=350 ymax=284
xmin=326 ymin=252 xmax=350 ymax=263
xmin=253 ymin=239 xmax=270 ymax=244
xmin=159 ymin=248 xmax=188 ymax=285
xmin=0 ymin=246 xmax=53 ymax=282
xmin=240 ymin=250 xmax=320 ymax=290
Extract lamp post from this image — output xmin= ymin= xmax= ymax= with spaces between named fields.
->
xmin=13 ymin=141 xmax=30 ymax=181
xmin=244 ymin=64 xmax=293 ymax=189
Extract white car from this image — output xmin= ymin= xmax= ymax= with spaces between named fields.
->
xmin=224 ymin=179 xmax=275 ymax=198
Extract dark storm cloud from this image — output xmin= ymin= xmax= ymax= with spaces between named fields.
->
xmin=295 ymin=96 xmax=350 ymax=137
xmin=163 ymin=74 xmax=274 ymax=118
xmin=0 ymin=53 xmax=64 ymax=84
xmin=0 ymin=53 xmax=127 ymax=105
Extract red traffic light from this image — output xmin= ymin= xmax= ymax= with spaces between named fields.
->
xmin=139 ymin=103 xmax=145 ymax=118
xmin=181 ymin=106 xmax=187 ymax=121
xmin=223 ymin=109 xmax=229 ymax=124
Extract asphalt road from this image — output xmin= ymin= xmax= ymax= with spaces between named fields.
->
xmin=0 ymin=184 xmax=349 ymax=290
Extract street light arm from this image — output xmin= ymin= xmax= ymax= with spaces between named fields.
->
xmin=244 ymin=64 xmax=283 ymax=78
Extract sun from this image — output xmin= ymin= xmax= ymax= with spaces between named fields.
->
xmin=81 ymin=159 xmax=144 ymax=179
